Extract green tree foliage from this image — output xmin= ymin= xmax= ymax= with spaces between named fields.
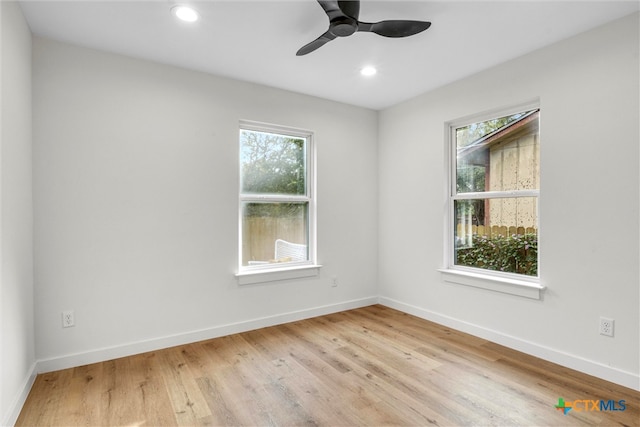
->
xmin=241 ymin=130 xmax=305 ymax=195
xmin=457 ymin=165 xmax=486 ymax=193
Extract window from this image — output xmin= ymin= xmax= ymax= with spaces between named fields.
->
xmin=443 ymin=103 xmax=542 ymax=297
xmin=237 ymin=121 xmax=317 ymax=283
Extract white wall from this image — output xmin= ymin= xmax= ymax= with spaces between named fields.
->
xmin=32 ymin=37 xmax=379 ymax=368
xmin=1 ymin=1 xmax=35 ymax=425
xmin=378 ymin=13 xmax=639 ymax=389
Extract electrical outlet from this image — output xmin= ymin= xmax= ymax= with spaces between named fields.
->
xmin=62 ymin=310 xmax=75 ymax=328
xmin=599 ymin=317 xmax=614 ymax=337
xmin=331 ymin=276 xmax=338 ymax=287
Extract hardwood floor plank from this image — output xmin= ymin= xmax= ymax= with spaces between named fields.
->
xmin=177 ymin=343 xmax=248 ymax=425
xmin=247 ymin=326 xmax=364 ymax=425
xmin=103 ymin=355 xmax=170 ymax=426
xmin=220 ymin=333 xmax=314 ymax=426
xmin=313 ymin=311 xmax=488 ymax=424
xmin=158 ymin=346 xmax=213 ymax=425
xmin=202 ymin=333 xmax=313 ymax=426
xmin=305 ymin=312 xmax=464 ymax=424
xmin=334 ymin=340 xmax=472 ymax=425
xmin=60 ymin=363 xmax=102 ymax=425
xmin=16 ymin=305 xmax=640 ymax=426
xmin=130 ymin=352 xmax=178 ymax=426
xmin=15 ymin=369 xmax=73 ymax=426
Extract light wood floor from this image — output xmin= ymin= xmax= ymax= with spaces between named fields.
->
xmin=17 ymin=305 xmax=640 ymax=426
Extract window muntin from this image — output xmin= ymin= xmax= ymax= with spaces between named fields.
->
xmin=239 ymin=123 xmax=314 ymax=271
xmin=450 ymin=108 xmax=539 ymax=278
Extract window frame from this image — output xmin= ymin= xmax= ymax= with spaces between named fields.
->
xmin=236 ymin=120 xmax=319 ymax=284
xmin=440 ymin=101 xmax=545 ymax=299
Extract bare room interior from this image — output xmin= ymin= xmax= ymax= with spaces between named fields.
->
xmin=1 ymin=0 xmax=639 ymax=425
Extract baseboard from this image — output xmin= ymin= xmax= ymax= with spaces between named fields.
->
xmin=36 ymin=296 xmax=379 ymax=374
xmin=2 ymin=362 xmax=37 ymax=427
xmin=378 ymin=296 xmax=640 ymax=392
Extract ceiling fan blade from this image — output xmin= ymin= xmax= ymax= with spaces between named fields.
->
xmin=317 ymin=0 xmax=347 ymax=21
xmin=358 ymin=20 xmax=431 ymax=38
xmin=296 ymin=31 xmax=337 ymax=56
xmin=338 ymin=0 xmax=360 ymax=20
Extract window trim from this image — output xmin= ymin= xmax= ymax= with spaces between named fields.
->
xmin=442 ymin=100 xmax=544 ymax=298
xmin=236 ymin=120 xmax=320 ymax=284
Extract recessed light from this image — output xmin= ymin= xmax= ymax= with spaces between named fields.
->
xmin=360 ymin=66 xmax=377 ymax=77
xmin=171 ymin=5 xmax=199 ymax=23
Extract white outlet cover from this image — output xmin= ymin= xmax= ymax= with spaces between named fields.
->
xmin=62 ymin=310 xmax=75 ymax=328
xmin=599 ymin=317 xmax=614 ymax=337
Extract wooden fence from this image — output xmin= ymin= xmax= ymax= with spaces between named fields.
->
xmin=242 ymin=217 xmax=306 ymax=264
xmin=457 ymin=224 xmax=537 ymax=237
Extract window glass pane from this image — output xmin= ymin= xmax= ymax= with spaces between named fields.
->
xmin=456 ymin=110 xmax=539 ymax=193
xmin=454 ymin=198 xmax=538 ymax=276
xmin=241 ymin=202 xmax=308 ymax=266
xmin=240 ymin=129 xmax=306 ymax=195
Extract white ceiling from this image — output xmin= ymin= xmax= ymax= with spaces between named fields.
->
xmin=19 ymin=0 xmax=640 ymax=110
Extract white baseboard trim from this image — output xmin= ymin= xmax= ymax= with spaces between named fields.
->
xmin=378 ymin=296 xmax=640 ymax=392
xmin=36 ymin=296 xmax=379 ymax=374
xmin=2 ymin=362 xmax=37 ymax=427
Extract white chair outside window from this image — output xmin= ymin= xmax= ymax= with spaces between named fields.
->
xmin=274 ymin=239 xmax=307 ymax=262
xmin=247 ymin=239 xmax=307 ymax=265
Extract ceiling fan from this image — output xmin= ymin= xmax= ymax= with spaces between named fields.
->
xmin=296 ymin=0 xmax=431 ymax=56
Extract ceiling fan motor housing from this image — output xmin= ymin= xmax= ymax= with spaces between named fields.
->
xmin=330 ymin=17 xmax=358 ymax=37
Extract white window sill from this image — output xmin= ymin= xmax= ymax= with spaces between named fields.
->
xmin=438 ymin=268 xmax=545 ymax=299
xmin=236 ymin=264 xmax=322 ymax=285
